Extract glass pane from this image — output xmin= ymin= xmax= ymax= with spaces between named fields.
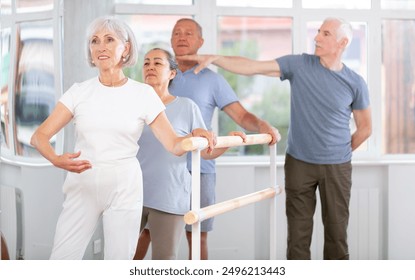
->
xmin=118 ymin=15 xmax=189 ymax=82
xmin=14 ymin=21 xmax=55 ymax=157
xmin=382 ymin=20 xmax=415 ymax=154
xmin=307 ymin=21 xmax=369 ymax=151
xmin=16 ymin=0 xmax=53 ymax=13
xmin=115 ymin=0 xmax=192 ymax=5
xmin=381 ymin=0 xmax=415 ymax=9
xmin=217 ymin=0 xmax=292 ymax=8
xmin=1 ymin=28 xmax=11 ymax=156
xmin=218 ymin=17 xmax=292 ymax=155
xmin=302 ymin=0 xmax=371 ymax=9
xmin=1 ymin=0 xmax=12 ymax=15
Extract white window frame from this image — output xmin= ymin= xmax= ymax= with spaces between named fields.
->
xmin=0 ymin=0 xmax=63 ymax=166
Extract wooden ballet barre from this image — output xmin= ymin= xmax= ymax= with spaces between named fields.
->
xmin=184 ymin=187 xmax=282 ymax=225
xmin=181 ymin=133 xmax=273 ymax=151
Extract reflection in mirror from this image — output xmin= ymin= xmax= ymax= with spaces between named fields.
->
xmin=16 ymin=0 xmax=53 ymax=13
xmin=1 ymin=28 xmax=11 ymax=157
xmin=13 ymin=21 xmax=55 ymax=157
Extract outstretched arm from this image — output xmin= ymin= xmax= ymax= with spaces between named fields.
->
xmin=176 ymin=54 xmax=281 ymax=77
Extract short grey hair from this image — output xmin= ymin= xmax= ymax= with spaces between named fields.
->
xmin=325 ymin=17 xmax=353 ymax=48
xmin=85 ymin=16 xmax=138 ymax=67
xmin=173 ymin=18 xmax=203 ymax=38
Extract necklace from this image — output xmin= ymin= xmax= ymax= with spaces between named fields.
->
xmin=99 ymin=77 xmax=128 ymax=87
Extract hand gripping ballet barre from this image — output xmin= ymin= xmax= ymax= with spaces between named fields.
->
xmin=181 ymin=133 xmax=281 ymax=260
xmin=181 ymin=133 xmax=275 ymax=151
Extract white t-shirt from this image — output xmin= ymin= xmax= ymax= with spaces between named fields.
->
xmin=60 ymin=77 xmax=165 ymax=165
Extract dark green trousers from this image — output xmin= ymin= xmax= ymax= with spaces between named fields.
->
xmin=284 ymin=153 xmax=352 ymax=260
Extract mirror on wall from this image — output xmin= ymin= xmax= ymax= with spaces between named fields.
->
xmin=13 ymin=21 xmax=55 ymax=157
xmin=1 ymin=28 xmax=11 ymax=157
xmin=0 ymin=0 xmax=62 ymax=163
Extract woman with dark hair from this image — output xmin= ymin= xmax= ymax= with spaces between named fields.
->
xmin=134 ymin=48 xmax=245 ymax=259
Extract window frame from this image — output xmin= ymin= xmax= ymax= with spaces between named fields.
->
xmin=0 ymin=0 xmax=64 ymax=166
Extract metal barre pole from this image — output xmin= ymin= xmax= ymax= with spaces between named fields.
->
xmin=184 ymin=187 xmax=282 ymax=225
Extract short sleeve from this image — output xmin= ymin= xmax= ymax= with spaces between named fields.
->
xmin=142 ymin=85 xmax=166 ymax=125
xmin=59 ymin=83 xmax=80 ymax=114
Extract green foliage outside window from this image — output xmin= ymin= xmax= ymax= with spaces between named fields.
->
xmin=218 ymin=40 xmax=290 ymax=156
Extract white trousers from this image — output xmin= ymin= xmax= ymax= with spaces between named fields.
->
xmin=50 ymin=159 xmax=142 ymax=260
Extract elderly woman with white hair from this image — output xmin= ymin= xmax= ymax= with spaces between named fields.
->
xmin=30 ymin=16 xmax=215 ymax=260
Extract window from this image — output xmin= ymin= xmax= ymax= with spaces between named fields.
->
xmin=16 ymin=0 xmax=53 ymax=12
xmin=0 ymin=0 xmax=62 ymax=162
xmin=302 ymin=0 xmax=371 ymax=9
xmin=217 ymin=17 xmax=292 ymax=155
xmin=1 ymin=0 xmax=12 ymax=14
xmin=115 ymin=0 xmax=191 ymax=5
xmin=119 ymin=15 xmax=189 ymax=82
xmin=216 ymin=0 xmax=292 ymax=8
xmin=382 ymin=19 xmax=415 ymax=153
xmin=381 ymin=0 xmax=415 ymax=9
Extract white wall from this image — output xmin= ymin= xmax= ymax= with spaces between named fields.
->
xmin=388 ymin=164 xmax=415 ymax=259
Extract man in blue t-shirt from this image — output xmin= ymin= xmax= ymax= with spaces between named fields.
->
xmin=178 ymin=17 xmax=372 ymax=260
xmin=169 ymin=18 xmax=280 ymax=260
